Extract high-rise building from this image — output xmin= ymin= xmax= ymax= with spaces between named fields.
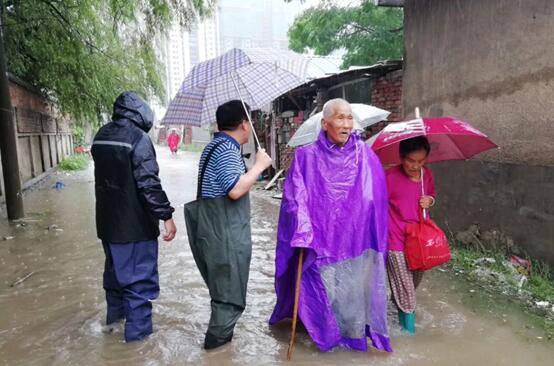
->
xmin=164 ymin=25 xmax=190 ymax=103
xmin=159 ymin=12 xmax=221 ymax=106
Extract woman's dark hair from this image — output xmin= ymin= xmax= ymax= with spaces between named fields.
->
xmin=399 ymin=136 xmax=431 ymax=159
xmin=216 ymin=100 xmax=250 ymax=131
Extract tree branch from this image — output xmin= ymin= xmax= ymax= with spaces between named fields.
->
xmin=37 ymin=0 xmax=114 ymax=60
xmin=352 ymin=23 xmax=375 ymax=33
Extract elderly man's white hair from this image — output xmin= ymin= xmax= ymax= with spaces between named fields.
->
xmin=322 ymin=98 xmax=350 ymax=119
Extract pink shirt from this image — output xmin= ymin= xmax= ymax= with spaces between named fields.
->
xmin=386 ymin=165 xmax=436 ymax=251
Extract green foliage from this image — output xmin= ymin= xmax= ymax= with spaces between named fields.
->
xmin=58 ymin=155 xmax=90 ymax=171
xmin=287 ymin=1 xmax=403 ymax=68
xmin=72 ymin=125 xmax=86 ymax=145
xmin=528 ymin=259 xmax=554 ymax=302
xmin=2 ymin=0 xmax=215 ymax=126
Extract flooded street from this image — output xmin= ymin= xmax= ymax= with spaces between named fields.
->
xmin=1 ymin=147 xmax=553 ymax=366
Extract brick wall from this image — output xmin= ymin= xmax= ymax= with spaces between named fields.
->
xmin=371 ymin=70 xmax=402 ymax=122
xmin=368 ymin=70 xmax=403 ymax=137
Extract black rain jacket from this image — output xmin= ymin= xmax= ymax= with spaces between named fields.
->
xmin=91 ymin=91 xmax=174 ymax=242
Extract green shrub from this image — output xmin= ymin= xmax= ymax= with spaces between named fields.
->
xmin=58 ymin=155 xmax=90 ymax=171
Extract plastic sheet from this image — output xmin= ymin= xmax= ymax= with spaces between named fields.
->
xmin=320 ymin=248 xmax=388 ymax=340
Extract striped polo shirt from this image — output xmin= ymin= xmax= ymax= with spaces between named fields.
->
xmin=197 ymin=132 xmax=246 ymax=198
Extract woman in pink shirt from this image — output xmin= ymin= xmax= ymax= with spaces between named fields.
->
xmin=386 ymin=136 xmax=436 ymax=334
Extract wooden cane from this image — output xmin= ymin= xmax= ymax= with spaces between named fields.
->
xmin=287 ymin=248 xmax=304 ymax=361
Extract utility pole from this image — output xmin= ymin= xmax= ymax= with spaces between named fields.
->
xmin=0 ymin=1 xmax=24 ymax=219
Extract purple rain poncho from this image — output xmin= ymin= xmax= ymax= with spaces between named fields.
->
xmin=269 ymin=130 xmax=391 ymax=353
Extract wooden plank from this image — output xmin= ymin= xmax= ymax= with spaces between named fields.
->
xmin=28 ymin=136 xmax=35 ymax=177
xmin=265 ymin=169 xmax=284 ymax=190
xmin=41 ymin=114 xmax=57 ymax=133
xmin=16 ymin=108 xmax=42 ymax=133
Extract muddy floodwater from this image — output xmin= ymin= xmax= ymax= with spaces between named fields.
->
xmin=1 ymin=148 xmax=553 ymax=365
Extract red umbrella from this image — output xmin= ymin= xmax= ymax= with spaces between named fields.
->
xmin=370 ymin=117 xmax=498 ymax=164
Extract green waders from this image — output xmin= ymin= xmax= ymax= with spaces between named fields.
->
xmin=184 ymin=141 xmax=252 ymax=348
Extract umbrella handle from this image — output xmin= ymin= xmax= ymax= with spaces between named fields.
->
xmin=230 ymin=72 xmax=261 ymax=149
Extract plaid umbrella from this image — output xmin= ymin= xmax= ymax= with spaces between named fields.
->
xmin=162 ymin=48 xmax=307 ymax=129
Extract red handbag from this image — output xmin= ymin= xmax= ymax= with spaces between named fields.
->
xmin=404 ymin=169 xmax=451 ymax=271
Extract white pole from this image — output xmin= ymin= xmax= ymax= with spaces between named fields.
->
xmin=414 ymin=106 xmax=426 ymax=219
xmin=421 ymin=167 xmax=427 ymax=220
xmin=230 ymin=71 xmax=261 ymax=148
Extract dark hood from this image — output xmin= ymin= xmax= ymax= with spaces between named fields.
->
xmin=112 ymin=91 xmax=154 ymax=132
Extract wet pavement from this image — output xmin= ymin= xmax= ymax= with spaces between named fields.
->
xmin=1 ymin=147 xmax=553 ymax=365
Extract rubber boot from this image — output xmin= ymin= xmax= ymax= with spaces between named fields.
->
xmin=204 ymin=331 xmax=233 ymax=350
xmin=403 ymin=312 xmax=416 ymax=334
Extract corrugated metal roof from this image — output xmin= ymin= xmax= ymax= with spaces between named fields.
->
xmin=282 ymin=59 xmax=403 ymax=97
xmin=373 ymin=0 xmax=404 ymax=7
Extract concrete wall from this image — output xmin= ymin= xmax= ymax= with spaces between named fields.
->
xmin=432 ymin=160 xmax=554 ymax=266
xmin=404 ymin=0 xmax=554 ymax=165
xmin=403 ymin=0 xmax=554 ymax=264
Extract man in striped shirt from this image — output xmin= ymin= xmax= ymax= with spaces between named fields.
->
xmin=198 ymin=101 xmax=272 ymax=199
xmin=192 ymin=100 xmax=272 ymax=350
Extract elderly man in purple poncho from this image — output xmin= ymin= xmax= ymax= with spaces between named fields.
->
xmin=269 ymin=98 xmax=392 ymax=353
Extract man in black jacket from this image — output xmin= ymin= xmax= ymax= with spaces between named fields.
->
xmin=91 ymin=91 xmax=176 ymax=342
